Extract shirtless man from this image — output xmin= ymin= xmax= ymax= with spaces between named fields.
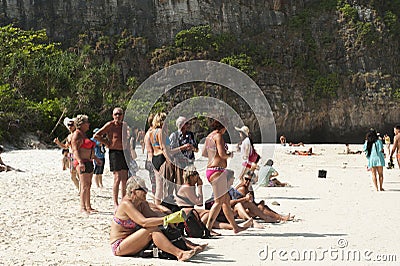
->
xmin=389 ymin=125 xmax=400 ymax=168
xmin=94 ymin=107 xmax=129 ymax=208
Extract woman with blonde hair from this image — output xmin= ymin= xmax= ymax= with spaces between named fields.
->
xmin=149 ymin=112 xmax=175 ymax=204
xmin=110 ymin=177 xmax=203 ymax=260
xmin=71 ymin=115 xmax=102 ymax=213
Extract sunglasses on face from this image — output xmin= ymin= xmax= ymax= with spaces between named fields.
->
xmin=113 ymin=113 xmax=123 ymax=116
xmin=135 ymin=187 xmax=148 ymax=193
xmin=245 ymin=177 xmax=252 ymax=181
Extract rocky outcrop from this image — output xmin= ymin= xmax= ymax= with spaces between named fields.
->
xmin=1 ymin=0 xmax=399 ymax=143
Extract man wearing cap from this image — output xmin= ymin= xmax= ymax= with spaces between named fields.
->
xmin=91 ymin=128 xmax=106 ymax=188
xmin=235 ymin=125 xmax=254 ymax=182
xmin=169 ymin=116 xmax=200 ymax=191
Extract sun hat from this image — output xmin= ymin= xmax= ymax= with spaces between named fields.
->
xmin=63 ymin=117 xmax=75 ymax=129
xmin=234 ymin=125 xmax=250 ymax=136
xmin=176 ymin=116 xmax=187 ymax=129
xmin=126 ymin=177 xmax=148 ymax=195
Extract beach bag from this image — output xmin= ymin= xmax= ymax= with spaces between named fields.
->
xmin=184 ymin=209 xmax=211 ymax=238
xmin=145 ymin=160 xmax=153 ymax=171
xmin=248 ymin=146 xmax=260 ymax=163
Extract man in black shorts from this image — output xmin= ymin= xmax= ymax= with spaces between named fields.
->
xmin=94 ymin=107 xmax=129 ymax=209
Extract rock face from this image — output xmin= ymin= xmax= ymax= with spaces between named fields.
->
xmin=0 ymin=0 xmax=301 ymax=45
xmin=1 ymin=0 xmax=399 ymax=143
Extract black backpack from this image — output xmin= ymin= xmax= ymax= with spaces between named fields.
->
xmin=138 ymin=225 xmax=188 ymax=260
xmin=183 ymin=209 xmax=211 ymax=238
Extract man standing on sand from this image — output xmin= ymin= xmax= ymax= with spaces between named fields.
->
xmin=389 ymin=125 xmax=400 ymax=168
xmin=94 ymin=107 xmax=129 ymax=209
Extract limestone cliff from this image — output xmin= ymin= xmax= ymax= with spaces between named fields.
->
xmin=1 ymin=0 xmax=399 ymax=143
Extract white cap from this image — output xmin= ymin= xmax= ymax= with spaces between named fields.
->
xmin=234 ymin=125 xmax=249 ymax=136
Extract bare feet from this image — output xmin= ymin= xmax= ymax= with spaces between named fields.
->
xmin=380 ymin=188 xmax=385 ymax=191
xmin=234 ymin=219 xmax=252 ymax=233
xmin=87 ymin=208 xmax=98 ymax=214
xmin=252 ymin=220 xmax=265 ymax=229
xmin=280 ymin=213 xmax=295 ymax=222
xmin=80 ymin=208 xmax=89 ymax=214
xmin=239 ymin=218 xmax=253 ymax=229
xmin=193 ymin=244 xmax=208 ymax=254
xmin=209 ymin=230 xmax=221 ymax=236
xmin=177 ymin=249 xmax=196 ymax=261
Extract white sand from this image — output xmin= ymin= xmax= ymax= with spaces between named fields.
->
xmin=1 ymin=144 xmax=399 ymax=265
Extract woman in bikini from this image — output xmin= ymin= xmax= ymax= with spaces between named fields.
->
xmin=110 ymin=177 xmax=204 ymax=261
xmin=149 ymin=112 xmax=175 ymax=205
xmin=202 ymin=119 xmax=247 ymax=234
xmin=71 ymin=115 xmax=102 ymax=214
xmin=54 ymin=118 xmax=80 ymax=191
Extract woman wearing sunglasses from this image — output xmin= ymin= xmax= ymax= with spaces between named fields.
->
xmin=110 ymin=177 xmax=205 ymax=260
xmin=53 ymin=118 xmax=79 ymax=191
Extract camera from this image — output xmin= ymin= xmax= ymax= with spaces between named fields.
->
xmin=387 ymin=159 xmax=395 ymax=169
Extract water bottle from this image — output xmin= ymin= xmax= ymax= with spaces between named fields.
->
xmin=152 ymin=246 xmax=159 ymax=258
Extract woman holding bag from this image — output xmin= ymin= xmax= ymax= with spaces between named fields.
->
xmin=363 ymin=129 xmax=385 ymax=191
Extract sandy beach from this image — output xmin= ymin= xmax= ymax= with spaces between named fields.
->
xmin=1 ymin=144 xmax=399 ymax=265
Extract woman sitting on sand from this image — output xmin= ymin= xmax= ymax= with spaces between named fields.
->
xmin=258 ymin=159 xmax=290 ymax=187
xmin=162 ymin=166 xmax=253 ymax=231
xmin=110 ymin=177 xmax=205 ymax=261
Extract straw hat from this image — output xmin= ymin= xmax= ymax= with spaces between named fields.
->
xmin=235 ymin=125 xmax=250 ymax=136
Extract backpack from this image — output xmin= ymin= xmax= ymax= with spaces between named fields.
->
xmin=139 ymin=225 xmax=188 ymax=260
xmin=184 ymin=209 xmax=211 ymax=238
xmin=248 ymin=145 xmax=260 ymax=163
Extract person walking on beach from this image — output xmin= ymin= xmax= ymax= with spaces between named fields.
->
xmin=389 ymin=125 xmax=400 ymax=169
xmin=94 ymin=107 xmax=129 ymax=209
xmin=202 ymin=118 xmax=248 ymax=234
xmin=53 ymin=118 xmax=80 ymax=191
xmin=363 ymin=129 xmax=385 ymax=191
xmin=71 ymin=115 xmax=102 ymax=213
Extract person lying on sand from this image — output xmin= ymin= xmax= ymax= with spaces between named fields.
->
xmin=290 ymin=147 xmax=317 ymax=156
xmin=0 ymin=145 xmax=23 ymax=172
xmin=345 ymin=144 xmax=362 ymax=154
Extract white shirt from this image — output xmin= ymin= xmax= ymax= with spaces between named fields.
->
xmin=240 ymin=137 xmax=251 ymax=162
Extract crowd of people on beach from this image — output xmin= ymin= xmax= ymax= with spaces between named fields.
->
xmin=3 ymin=107 xmax=399 ymax=262
xmin=48 ymin=108 xmax=298 ymax=261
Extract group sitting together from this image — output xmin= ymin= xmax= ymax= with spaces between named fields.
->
xmin=110 ymin=117 xmax=294 ymax=261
